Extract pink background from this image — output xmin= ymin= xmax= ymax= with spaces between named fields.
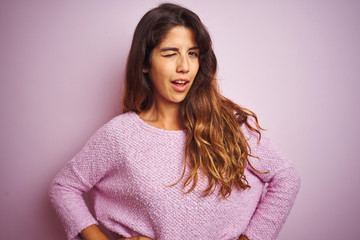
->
xmin=1 ymin=1 xmax=359 ymax=239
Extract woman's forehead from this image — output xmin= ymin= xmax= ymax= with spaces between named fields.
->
xmin=157 ymin=26 xmax=197 ymax=49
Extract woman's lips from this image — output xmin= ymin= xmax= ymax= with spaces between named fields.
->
xmin=171 ymin=79 xmax=189 ymax=92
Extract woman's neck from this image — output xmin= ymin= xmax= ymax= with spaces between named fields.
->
xmin=138 ymin=102 xmax=183 ymax=131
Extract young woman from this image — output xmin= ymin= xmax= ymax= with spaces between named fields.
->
xmin=49 ymin=3 xmax=301 ymax=240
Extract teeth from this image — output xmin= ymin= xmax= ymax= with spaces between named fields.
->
xmin=174 ymin=81 xmax=186 ymax=84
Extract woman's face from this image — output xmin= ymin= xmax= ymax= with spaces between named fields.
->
xmin=146 ymin=26 xmax=200 ymax=106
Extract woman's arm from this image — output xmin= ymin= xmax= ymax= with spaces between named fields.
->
xmin=241 ymin=126 xmax=301 ymax=240
xmin=49 ymin=121 xmax=119 ymax=240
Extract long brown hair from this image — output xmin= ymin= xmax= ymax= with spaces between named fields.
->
xmin=123 ymin=3 xmax=264 ymax=199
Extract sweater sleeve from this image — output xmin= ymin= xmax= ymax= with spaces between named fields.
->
xmin=49 ymin=121 xmax=118 ymax=240
xmin=241 ymin=126 xmax=301 ymax=240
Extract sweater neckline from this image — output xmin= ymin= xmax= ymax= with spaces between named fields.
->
xmin=129 ymin=112 xmax=187 ymax=136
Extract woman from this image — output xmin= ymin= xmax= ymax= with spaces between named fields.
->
xmin=49 ymin=3 xmax=301 ymax=240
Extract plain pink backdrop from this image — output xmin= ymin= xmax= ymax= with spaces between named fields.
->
xmin=1 ymin=1 xmax=359 ymax=239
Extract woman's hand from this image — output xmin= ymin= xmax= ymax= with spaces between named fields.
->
xmin=238 ymin=235 xmax=249 ymax=240
xmin=80 ymin=225 xmax=110 ymax=240
xmin=118 ymin=237 xmax=153 ymax=240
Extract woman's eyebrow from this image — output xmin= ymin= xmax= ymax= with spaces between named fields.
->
xmin=160 ymin=46 xmax=199 ymax=52
xmin=189 ymin=46 xmax=199 ymax=51
xmin=160 ymin=47 xmax=179 ymax=52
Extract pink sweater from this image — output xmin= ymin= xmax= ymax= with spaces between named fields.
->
xmin=49 ymin=112 xmax=300 ymax=240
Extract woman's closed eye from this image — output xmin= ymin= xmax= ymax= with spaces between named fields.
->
xmin=161 ymin=52 xmax=199 ymax=58
xmin=163 ymin=53 xmax=176 ymax=57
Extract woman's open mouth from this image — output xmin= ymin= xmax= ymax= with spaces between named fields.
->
xmin=171 ymin=79 xmax=189 ymax=92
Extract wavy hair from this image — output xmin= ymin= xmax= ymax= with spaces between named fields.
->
xmin=123 ymin=3 xmax=265 ymax=199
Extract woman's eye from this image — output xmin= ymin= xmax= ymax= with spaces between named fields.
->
xmin=189 ymin=52 xmax=199 ymax=57
xmin=164 ymin=53 xmax=176 ymax=57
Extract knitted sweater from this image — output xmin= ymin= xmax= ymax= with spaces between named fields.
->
xmin=49 ymin=112 xmax=301 ymax=240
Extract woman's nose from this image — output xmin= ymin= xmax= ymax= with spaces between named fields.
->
xmin=176 ymin=55 xmax=189 ymax=73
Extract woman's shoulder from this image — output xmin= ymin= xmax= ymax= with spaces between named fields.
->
xmin=240 ymin=120 xmax=262 ymax=144
xmin=106 ymin=111 xmax=137 ymax=127
xmin=92 ymin=111 xmax=139 ymax=140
